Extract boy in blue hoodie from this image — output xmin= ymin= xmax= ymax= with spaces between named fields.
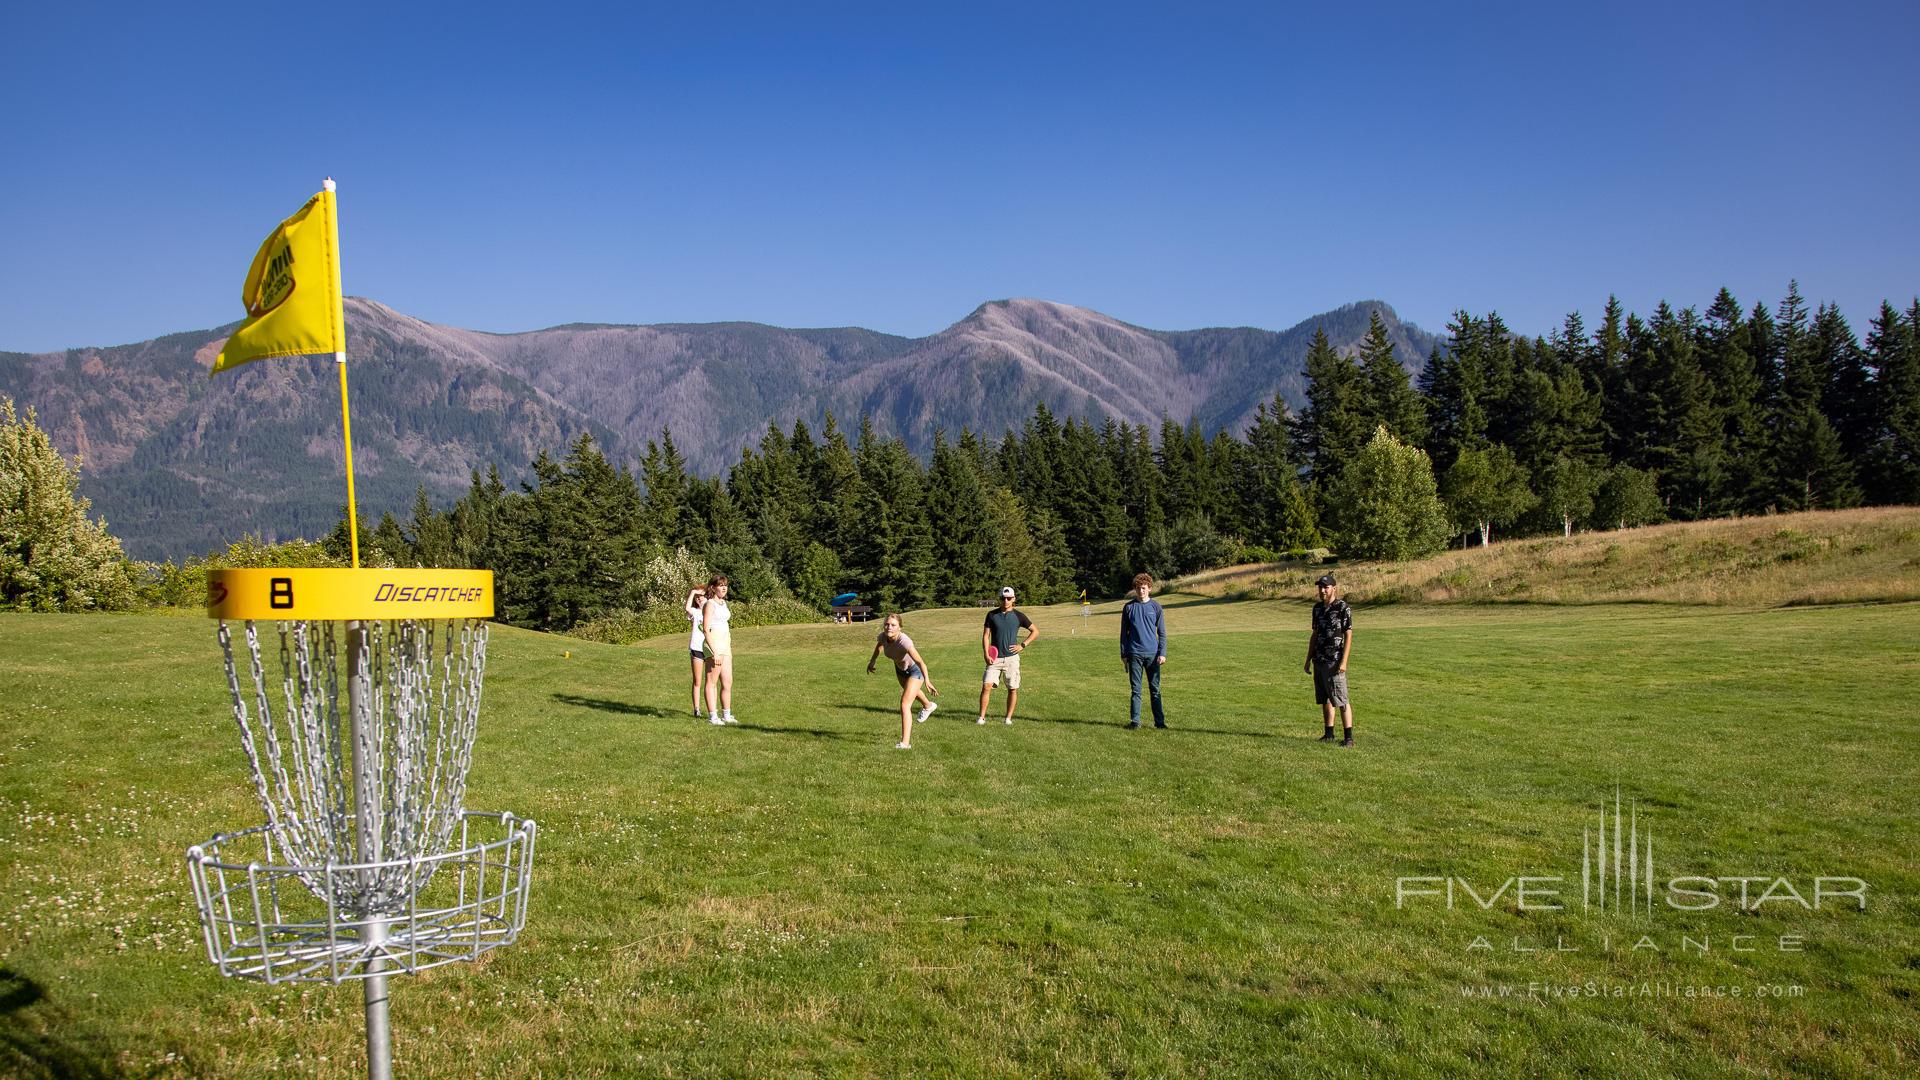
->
xmin=1120 ymin=572 xmax=1168 ymax=729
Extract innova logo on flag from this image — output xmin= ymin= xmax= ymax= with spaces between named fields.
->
xmin=1396 ymin=787 xmax=1867 ymax=916
xmin=246 ymin=236 xmax=296 ymax=317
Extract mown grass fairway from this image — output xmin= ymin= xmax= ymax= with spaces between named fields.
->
xmin=3 ymin=597 xmax=1917 ymax=1077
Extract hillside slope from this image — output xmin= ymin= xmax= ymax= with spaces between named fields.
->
xmin=1176 ymin=506 xmax=1920 ymax=608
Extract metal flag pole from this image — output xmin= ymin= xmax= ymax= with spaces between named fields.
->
xmin=322 ymin=177 xmax=362 ymax=569
xmin=326 ymin=176 xmax=382 ymax=1074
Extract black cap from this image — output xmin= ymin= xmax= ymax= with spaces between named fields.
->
xmin=1316 ymin=573 xmax=1337 ymax=587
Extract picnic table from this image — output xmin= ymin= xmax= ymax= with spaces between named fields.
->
xmin=833 ymin=604 xmax=875 ymax=623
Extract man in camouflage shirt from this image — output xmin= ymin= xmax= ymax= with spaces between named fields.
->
xmin=1304 ymin=573 xmax=1354 ymax=746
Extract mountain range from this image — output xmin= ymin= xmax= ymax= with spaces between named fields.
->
xmin=0 ymin=299 xmax=1441 ymax=560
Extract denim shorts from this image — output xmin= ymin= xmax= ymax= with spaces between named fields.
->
xmin=898 ymin=662 xmax=924 ymax=681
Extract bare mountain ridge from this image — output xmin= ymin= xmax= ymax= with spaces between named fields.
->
xmin=0 ymin=298 xmax=1439 ymax=559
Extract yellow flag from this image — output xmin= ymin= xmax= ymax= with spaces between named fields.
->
xmin=212 ymin=188 xmax=346 ymax=375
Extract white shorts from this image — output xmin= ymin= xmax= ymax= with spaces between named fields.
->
xmin=983 ymin=654 xmax=1021 ymax=689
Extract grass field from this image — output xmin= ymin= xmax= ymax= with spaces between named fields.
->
xmin=3 ymin=592 xmax=1918 ymax=1077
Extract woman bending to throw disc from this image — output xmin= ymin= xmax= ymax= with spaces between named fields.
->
xmin=867 ymin=613 xmax=937 ymax=749
xmin=701 ymin=576 xmax=736 ymax=724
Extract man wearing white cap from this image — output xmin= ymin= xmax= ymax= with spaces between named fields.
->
xmin=978 ymin=586 xmax=1039 ymax=725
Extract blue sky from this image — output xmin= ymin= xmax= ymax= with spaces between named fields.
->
xmin=2 ymin=1 xmax=1915 ymax=352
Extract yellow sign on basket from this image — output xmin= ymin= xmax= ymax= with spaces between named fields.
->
xmin=206 ymin=568 xmax=493 ymax=621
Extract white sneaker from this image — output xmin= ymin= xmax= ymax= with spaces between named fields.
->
xmin=916 ymin=702 xmax=937 ymax=723
xmin=895 ymin=741 xmax=911 ymax=750
xmin=976 ymin=717 xmax=986 ymax=725
xmin=708 ymin=715 xmax=727 ymax=725
xmin=723 ymin=712 xmax=738 ymax=724
xmin=1004 ymin=717 xmax=1013 ymax=725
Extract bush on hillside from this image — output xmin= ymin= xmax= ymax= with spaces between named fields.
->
xmin=1 ymin=397 xmax=140 ymax=612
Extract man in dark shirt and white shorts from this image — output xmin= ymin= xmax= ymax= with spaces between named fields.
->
xmin=979 ymin=586 xmax=1038 ymax=725
xmin=1305 ymin=573 xmax=1354 ymax=746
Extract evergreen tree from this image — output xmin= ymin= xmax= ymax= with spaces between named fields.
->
xmin=370 ymin=511 xmax=410 ymax=567
xmin=1057 ymin=419 xmax=1130 ymax=594
xmin=1110 ymin=420 xmax=1166 ymax=568
xmin=1290 ymin=328 xmax=1370 ymax=484
xmin=0 ymin=397 xmax=137 ymax=611
xmin=1591 ymin=296 xmax=1630 ymax=461
xmin=984 ymin=486 xmax=1047 ymax=600
xmin=924 ymin=432 xmax=996 ymax=604
xmin=1357 ymin=309 xmax=1427 ymax=445
xmin=1025 ymin=504 xmax=1078 ymax=602
xmin=813 ymin=412 xmax=861 ymax=557
xmin=1765 ymin=285 xmax=1860 ymax=510
xmin=448 ymin=465 xmax=508 ymax=571
xmin=1812 ymin=303 xmax=1875 ymax=467
xmin=1237 ymin=394 xmax=1314 ymax=550
xmin=846 ymin=433 xmax=934 ymax=611
xmin=1865 ymin=302 xmax=1920 ymax=503
xmin=1700 ymin=288 xmax=1768 ymax=513
xmin=693 ymin=477 xmax=785 ymax=602
xmin=405 ymin=485 xmax=456 ymax=567
xmin=639 ymin=429 xmax=693 ymax=549
xmin=1019 ymin=403 xmax=1065 ymax=515
xmin=1156 ymin=416 xmax=1198 ymax=522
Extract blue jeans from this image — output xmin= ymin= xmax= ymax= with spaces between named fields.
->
xmin=1126 ymin=656 xmax=1165 ymax=726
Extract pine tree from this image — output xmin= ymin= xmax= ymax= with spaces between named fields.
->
xmin=1812 ymin=303 xmax=1875 ymax=467
xmin=693 ymin=477 xmax=785 ymax=602
xmin=1700 ymin=288 xmax=1767 ymax=513
xmin=1238 ymin=394 xmax=1318 ymax=550
xmin=1592 ymin=297 xmax=1630 ymax=462
xmin=371 ymin=512 xmax=410 ymax=567
xmin=1420 ymin=313 xmax=1494 ymax=471
xmin=1865 ymin=302 xmax=1920 ymax=503
xmin=1357 ymin=309 xmax=1427 ymax=446
xmin=814 ymin=413 xmax=861 ymax=556
xmin=924 ymin=432 xmax=995 ymax=604
xmin=1765 ymin=284 xmax=1860 ymax=510
xmin=1290 ymin=328 xmax=1370 ymax=484
xmin=405 ymin=485 xmax=456 ymax=567
xmin=1156 ymin=416 xmax=1197 ymax=522
xmin=449 ymin=465 xmax=508 ymax=571
xmin=640 ymin=429 xmax=693 ymax=549
xmin=1057 ymin=419 xmax=1130 ymax=593
xmin=1108 ymin=420 xmax=1165 ymax=568
xmin=846 ymin=433 xmax=933 ymax=611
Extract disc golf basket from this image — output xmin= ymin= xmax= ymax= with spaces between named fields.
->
xmin=186 ymin=568 xmax=536 ymax=1078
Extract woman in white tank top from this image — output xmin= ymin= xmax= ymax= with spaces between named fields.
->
xmin=685 ymin=587 xmax=709 ymax=718
xmin=701 ymin=576 xmax=736 ymax=724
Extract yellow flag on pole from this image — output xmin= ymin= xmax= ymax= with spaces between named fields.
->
xmin=212 ymin=188 xmax=346 ymax=375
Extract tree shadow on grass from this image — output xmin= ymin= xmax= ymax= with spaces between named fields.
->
xmin=1020 ymin=714 xmax=1277 ymax=739
xmin=1 ymin=967 xmax=122 ymax=1079
xmin=551 ymin=693 xmax=674 ymax=718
